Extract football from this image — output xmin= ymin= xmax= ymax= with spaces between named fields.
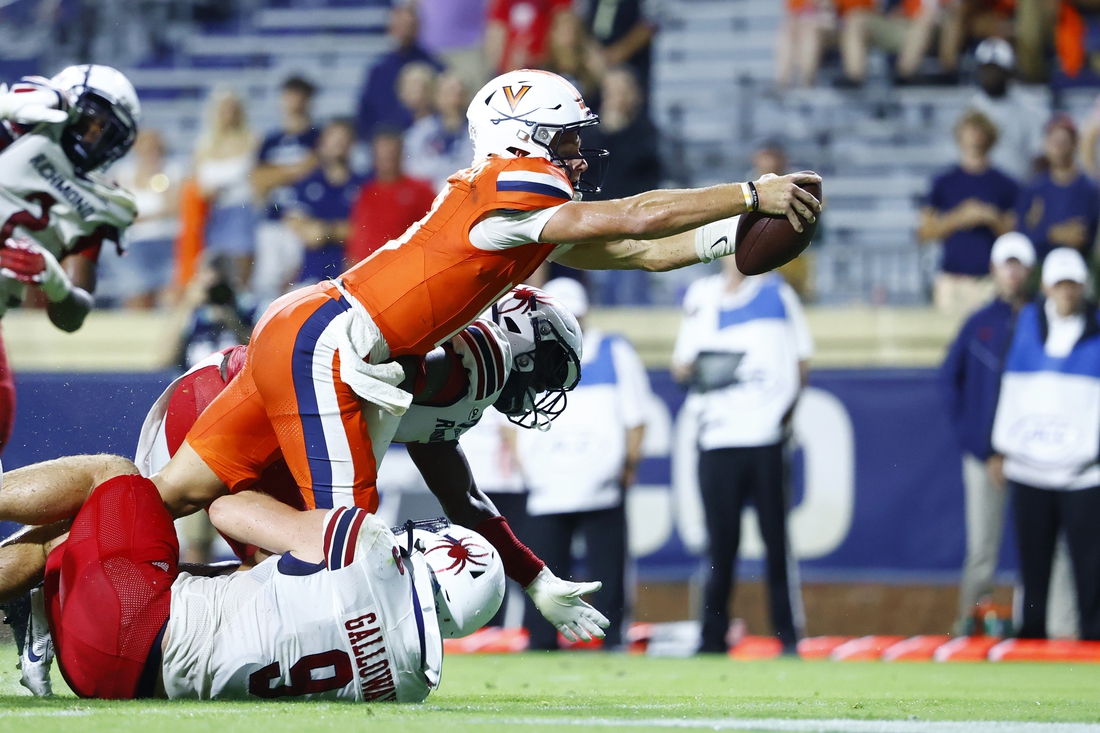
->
xmin=734 ymin=181 xmax=822 ymax=276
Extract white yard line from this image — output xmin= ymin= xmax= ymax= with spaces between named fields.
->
xmin=486 ymin=718 xmax=1100 ymax=733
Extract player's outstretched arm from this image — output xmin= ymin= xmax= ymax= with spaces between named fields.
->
xmin=541 ymin=171 xmax=821 ymax=249
xmin=406 ymin=441 xmax=610 ymax=641
xmin=207 ymin=490 xmax=328 ymax=564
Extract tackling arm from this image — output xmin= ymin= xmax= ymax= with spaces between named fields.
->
xmin=544 ymin=172 xmax=821 ymax=272
xmin=406 ymin=440 xmax=610 ymax=641
xmin=206 ymin=491 xmax=328 ymax=564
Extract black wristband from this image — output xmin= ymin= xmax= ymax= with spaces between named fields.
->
xmin=747 ymin=181 xmax=759 ymax=212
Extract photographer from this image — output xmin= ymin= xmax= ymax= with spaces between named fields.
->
xmin=173 ymin=255 xmax=254 ymax=371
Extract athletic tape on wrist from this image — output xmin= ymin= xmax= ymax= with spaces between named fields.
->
xmin=694 ymin=216 xmax=739 ymax=264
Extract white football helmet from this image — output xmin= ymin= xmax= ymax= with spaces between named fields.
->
xmin=395 ymin=519 xmax=505 ymax=639
xmin=467 ymin=69 xmax=607 ymax=193
xmin=489 ymin=285 xmax=583 ymax=431
xmin=50 ymin=65 xmax=140 ymax=175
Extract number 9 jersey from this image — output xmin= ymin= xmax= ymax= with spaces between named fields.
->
xmin=161 ymin=509 xmax=442 ymax=702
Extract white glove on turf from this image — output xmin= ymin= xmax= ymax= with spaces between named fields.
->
xmin=525 ymin=566 xmax=611 ymax=643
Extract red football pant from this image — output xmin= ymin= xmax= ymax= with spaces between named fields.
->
xmin=44 ymin=474 xmax=179 ymax=699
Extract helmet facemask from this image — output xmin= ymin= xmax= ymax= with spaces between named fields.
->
xmin=530 ymin=121 xmax=609 ymax=195
xmin=61 ymin=88 xmax=137 ymax=176
xmin=494 ymin=314 xmax=581 ymax=431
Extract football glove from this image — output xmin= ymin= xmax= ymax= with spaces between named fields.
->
xmin=525 ymin=566 xmax=610 ymax=643
xmin=0 ymin=83 xmax=68 ymax=126
xmin=1 ymin=237 xmax=72 ymax=302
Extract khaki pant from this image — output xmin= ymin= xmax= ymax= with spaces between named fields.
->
xmin=934 ymin=273 xmax=995 ymax=316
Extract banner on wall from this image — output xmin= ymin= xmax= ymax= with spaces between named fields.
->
xmin=2 ymin=369 xmax=1014 ymax=580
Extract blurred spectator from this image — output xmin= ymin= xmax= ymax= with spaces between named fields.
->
xmin=250 ymin=75 xmax=319 ymax=306
xmin=518 ymin=278 xmax=650 ymax=651
xmin=840 ymin=0 xmax=945 ymax=85
xmin=346 ymin=129 xmax=438 ymax=265
xmin=1014 ymin=0 xmax=1100 ymax=82
xmin=355 ymin=5 xmax=444 ymax=140
xmin=579 ymin=0 xmax=658 ymax=93
xmin=417 ymin=0 xmax=490 ymax=92
xmin=193 ymin=90 xmax=258 ymax=286
xmin=584 ymin=67 xmax=660 ymax=304
xmin=173 ymin=254 xmax=254 ymax=371
xmin=285 ymin=120 xmax=365 ymax=287
xmin=991 ymin=247 xmax=1100 ymax=641
xmin=672 ymin=261 xmax=811 ymax=655
xmin=777 ymin=0 xmax=829 ymax=88
xmin=544 ymin=10 xmax=604 ymax=100
xmin=938 ymin=1 xmax=1016 ymax=75
xmin=1015 ymin=0 xmax=1058 ymax=81
xmin=486 ymin=0 xmax=573 ymax=74
xmin=404 ymin=72 xmax=476 ymax=192
xmin=940 ymin=233 xmax=1035 ymax=636
xmin=968 ymin=38 xmax=1049 ymax=183
xmin=918 ymin=110 xmax=1018 ymax=314
xmin=96 ymin=130 xmax=181 ymax=309
xmin=1076 ymin=92 xmax=1100 ymax=180
xmin=1017 ymin=115 xmax=1100 ymax=261
xmin=396 ymin=62 xmax=440 ymax=129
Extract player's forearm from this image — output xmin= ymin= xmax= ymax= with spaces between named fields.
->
xmin=46 ymin=286 xmax=92 ymax=332
xmin=406 ymin=441 xmax=499 ymax=527
xmin=207 ymin=491 xmax=327 ymax=563
xmin=579 ymin=185 xmax=749 ymax=245
xmin=555 ymin=230 xmax=705 ymax=272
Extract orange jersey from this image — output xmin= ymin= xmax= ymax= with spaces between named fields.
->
xmin=340 ymin=155 xmax=572 ymax=356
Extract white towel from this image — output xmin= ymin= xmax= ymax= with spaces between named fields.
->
xmin=332 ymin=280 xmax=412 ymax=417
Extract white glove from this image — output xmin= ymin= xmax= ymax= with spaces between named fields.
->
xmin=525 ymin=566 xmax=610 ymax=643
xmin=695 ymin=215 xmax=740 ymax=264
xmin=1 ymin=237 xmax=72 ymax=302
xmin=0 ymin=85 xmax=69 ymax=126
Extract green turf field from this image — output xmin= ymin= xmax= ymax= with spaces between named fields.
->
xmin=0 ymin=648 xmax=1098 ymax=733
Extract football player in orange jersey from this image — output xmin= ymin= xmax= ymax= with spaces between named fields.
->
xmin=170 ymin=68 xmax=820 ymax=513
xmin=0 ymin=69 xmax=820 ymax=639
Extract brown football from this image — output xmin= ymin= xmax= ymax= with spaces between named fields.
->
xmin=734 ymin=181 xmax=821 ymax=276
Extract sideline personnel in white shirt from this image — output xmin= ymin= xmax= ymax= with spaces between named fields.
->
xmin=672 ymin=256 xmax=811 ymax=654
xmin=991 ymin=247 xmax=1100 ymax=640
xmin=517 ymin=278 xmax=651 ymax=650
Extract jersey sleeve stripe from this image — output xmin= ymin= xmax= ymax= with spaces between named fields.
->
xmin=323 ymin=506 xmax=346 ymax=567
xmin=326 ymin=506 xmax=358 ymax=570
xmin=458 ymin=330 xmax=488 ymax=400
xmin=496 ymin=180 xmax=572 ymax=201
xmin=498 ymin=170 xmax=573 ymax=194
xmin=343 ymin=508 xmax=369 ymax=570
xmin=468 ymin=321 xmax=506 ymax=397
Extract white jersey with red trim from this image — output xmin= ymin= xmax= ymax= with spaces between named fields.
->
xmin=161 ymin=509 xmax=442 ymax=702
xmin=0 ymin=127 xmax=135 ymax=314
xmin=393 ymin=318 xmax=513 ymax=444
xmin=135 ymin=317 xmax=512 ymax=484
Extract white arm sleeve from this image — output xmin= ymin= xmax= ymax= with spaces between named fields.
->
xmin=612 ymin=338 xmax=652 ymax=430
xmin=779 ymin=281 xmax=814 ymax=360
xmin=468 ymin=206 xmax=567 ymax=251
